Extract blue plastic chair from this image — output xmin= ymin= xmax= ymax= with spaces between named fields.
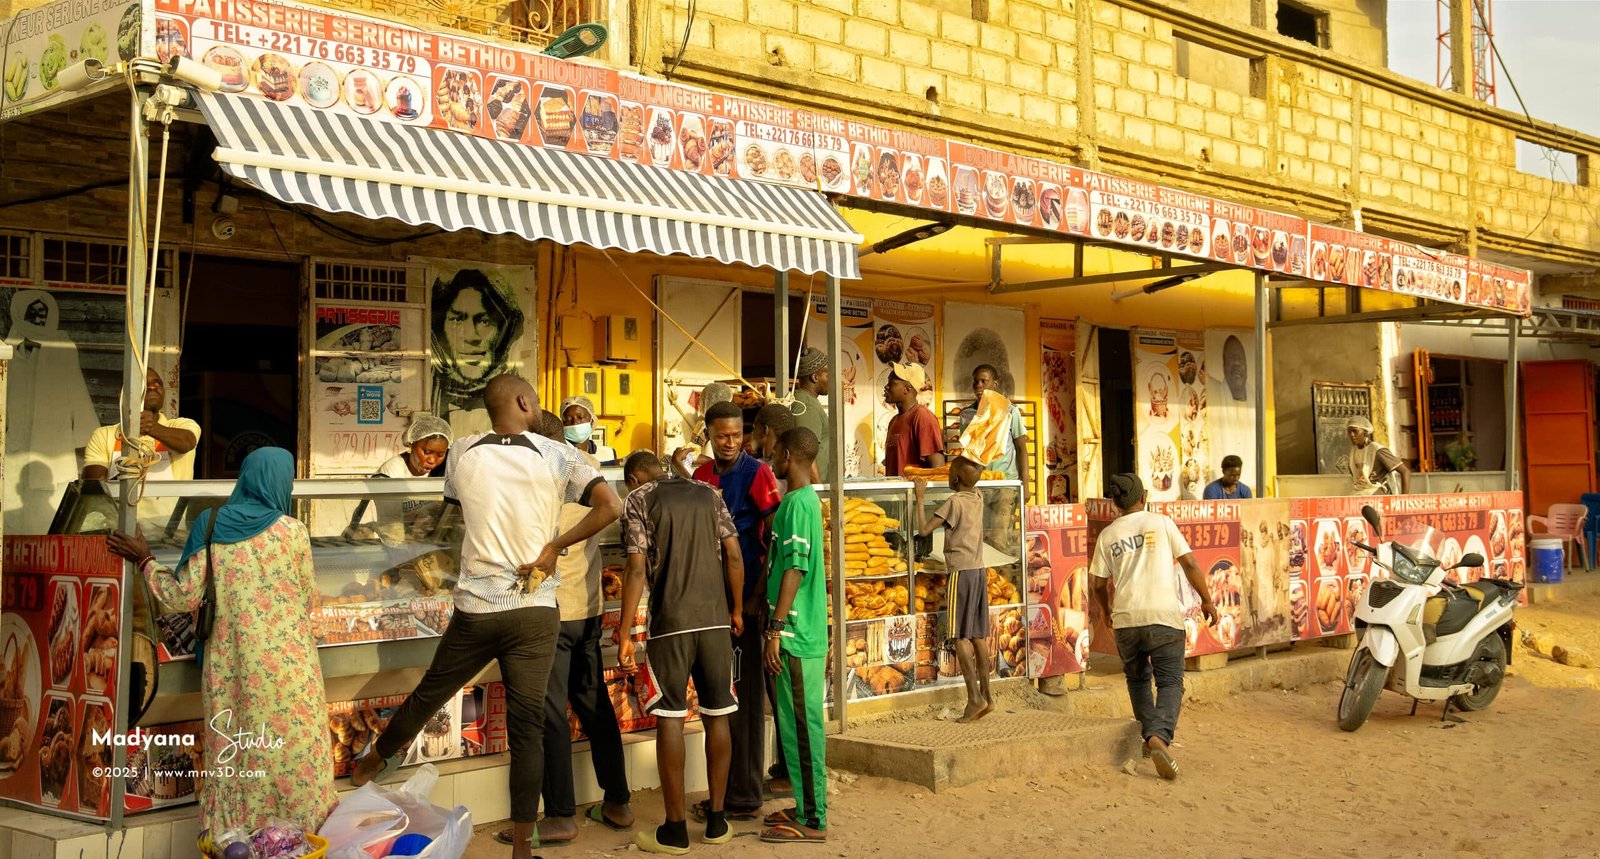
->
xmin=1581 ymin=493 xmax=1600 ymax=564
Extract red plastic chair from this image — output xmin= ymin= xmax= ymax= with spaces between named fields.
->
xmin=1528 ymin=504 xmax=1593 ymax=572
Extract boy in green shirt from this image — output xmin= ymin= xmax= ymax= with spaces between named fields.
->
xmin=760 ymin=427 xmax=828 ymax=844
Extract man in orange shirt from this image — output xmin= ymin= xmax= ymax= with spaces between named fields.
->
xmin=882 ymin=362 xmax=944 ymax=477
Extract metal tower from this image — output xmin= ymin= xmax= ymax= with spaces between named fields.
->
xmin=1437 ymin=0 xmax=1497 ymax=104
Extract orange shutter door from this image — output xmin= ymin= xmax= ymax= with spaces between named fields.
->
xmin=1522 ymin=359 xmax=1597 ymax=516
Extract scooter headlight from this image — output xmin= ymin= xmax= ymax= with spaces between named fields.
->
xmin=1390 ymin=546 xmax=1431 ymax=584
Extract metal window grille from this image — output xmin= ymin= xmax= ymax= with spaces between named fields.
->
xmin=313 ymin=261 xmax=420 ymax=304
xmin=0 ymin=232 xmax=28 ymax=282
xmin=40 ymin=236 xmax=171 ymax=291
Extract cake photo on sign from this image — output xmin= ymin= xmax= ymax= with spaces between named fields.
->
xmin=250 ymin=53 xmax=296 ymax=102
xmin=387 ymin=75 xmax=424 ymax=121
xmin=345 ymin=69 xmax=380 ymax=115
xmin=298 ymin=61 xmax=340 ymax=109
xmin=201 ymin=46 xmax=246 ymax=93
xmin=678 ymin=114 xmax=708 ymax=171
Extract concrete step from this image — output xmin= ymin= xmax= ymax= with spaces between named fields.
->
xmin=827 ymin=709 xmax=1140 ymax=792
xmin=1525 ymin=569 xmax=1600 ymax=604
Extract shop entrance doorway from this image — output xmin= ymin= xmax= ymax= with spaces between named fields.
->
xmin=1099 ymin=328 xmax=1135 ymax=480
xmin=179 ymin=255 xmax=301 ymax=479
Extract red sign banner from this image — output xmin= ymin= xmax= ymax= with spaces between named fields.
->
xmin=0 ymin=536 xmax=124 ymax=818
xmin=151 ymin=0 xmax=1533 ymax=313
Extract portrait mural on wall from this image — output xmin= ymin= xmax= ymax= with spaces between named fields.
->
xmin=427 ymin=264 xmax=530 ymax=437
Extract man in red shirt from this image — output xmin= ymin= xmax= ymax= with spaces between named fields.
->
xmin=883 ymin=362 xmax=946 ymax=477
xmin=691 ymin=401 xmax=782 ymax=820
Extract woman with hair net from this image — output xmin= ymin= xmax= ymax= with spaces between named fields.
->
xmin=1345 ymin=416 xmax=1409 ymax=496
xmin=350 ymin=415 xmax=453 ymax=547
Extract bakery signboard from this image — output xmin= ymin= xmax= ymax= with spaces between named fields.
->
xmin=0 ymin=536 xmax=124 ymax=818
xmin=152 ymin=0 xmax=1532 ymax=314
xmin=0 ymin=0 xmax=141 ymax=121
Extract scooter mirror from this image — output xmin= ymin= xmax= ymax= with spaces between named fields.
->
xmin=1361 ymin=505 xmax=1383 ymax=539
xmin=1457 ymin=553 xmax=1485 ymax=569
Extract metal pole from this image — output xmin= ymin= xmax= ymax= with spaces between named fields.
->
xmin=774 ymin=271 xmax=790 ymax=395
xmin=110 ymin=81 xmax=152 ymax=834
xmin=1255 ymin=272 xmax=1269 ymax=496
xmin=1505 ymin=315 xmax=1520 ymax=491
xmin=825 ymin=275 xmax=848 ymax=730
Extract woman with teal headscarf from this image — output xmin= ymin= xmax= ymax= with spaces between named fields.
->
xmin=109 ymin=448 xmax=337 ymax=838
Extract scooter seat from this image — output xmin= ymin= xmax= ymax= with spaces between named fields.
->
xmin=1423 ymin=590 xmax=1480 ymax=640
xmin=1465 ymin=580 xmax=1512 ymax=608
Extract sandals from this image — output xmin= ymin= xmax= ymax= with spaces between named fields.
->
xmin=759 ymin=822 xmax=827 ymax=843
xmin=763 ymin=807 xmax=799 ymax=827
xmin=633 ymin=830 xmax=690 ymax=856
xmin=690 ymin=798 xmax=761 ymax=822
xmin=587 ymin=803 xmax=633 ymax=831
xmin=765 ymin=776 xmax=794 ymax=800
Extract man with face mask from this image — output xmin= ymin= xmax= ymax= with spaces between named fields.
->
xmin=561 ymin=395 xmax=619 ymax=466
xmin=1346 ymin=416 xmax=1409 ymax=496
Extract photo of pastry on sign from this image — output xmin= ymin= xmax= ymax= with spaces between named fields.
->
xmin=535 ymin=87 xmax=576 ymax=148
xmin=436 ymin=66 xmax=483 ymax=133
xmin=487 ymin=76 xmax=532 ymax=142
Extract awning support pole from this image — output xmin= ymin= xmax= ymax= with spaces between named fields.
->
xmin=1255 ymin=272 xmax=1269 ymax=496
xmin=774 ymin=271 xmax=790 ymax=396
xmin=825 ymin=275 xmax=848 ymax=731
xmin=1506 ymin=316 xmax=1520 ymax=491
xmin=111 ymin=80 xmax=153 ymax=835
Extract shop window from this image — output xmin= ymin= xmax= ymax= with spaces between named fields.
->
xmin=40 ymin=236 xmax=171 ymax=290
xmin=1276 ymin=1 xmax=1327 ymax=48
xmin=1515 ymin=139 xmax=1589 ymax=185
xmin=739 ymin=291 xmax=809 ymax=379
xmin=0 ymin=233 xmax=28 ymax=282
xmin=313 ymin=261 xmax=420 ymax=304
xmin=1174 ymin=35 xmax=1266 ymax=98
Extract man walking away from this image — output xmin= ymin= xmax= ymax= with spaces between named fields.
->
xmin=761 ymin=428 xmax=829 ymax=844
xmin=352 ymin=376 xmax=621 ymax=859
xmin=617 ymin=451 xmax=744 ymax=854
xmin=1088 ymin=473 xmax=1217 ymax=781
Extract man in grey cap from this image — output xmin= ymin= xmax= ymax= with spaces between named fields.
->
xmin=1088 ymin=473 xmax=1216 ymax=781
xmin=793 ymin=347 xmax=833 ymax=482
xmin=562 ymin=395 xmax=619 ymax=465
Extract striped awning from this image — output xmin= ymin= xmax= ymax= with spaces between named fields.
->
xmin=196 ymin=93 xmax=861 ymax=280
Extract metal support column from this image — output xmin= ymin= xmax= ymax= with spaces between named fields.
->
xmin=110 ymin=81 xmax=153 ymax=834
xmin=1505 ymin=316 xmax=1520 ymax=491
xmin=825 ymin=275 xmax=848 ymax=730
xmin=1254 ymin=272 xmax=1269 ymax=495
xmin=774 ymin=271 xmax=790 ymax=396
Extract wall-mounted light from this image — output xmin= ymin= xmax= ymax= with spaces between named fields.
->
xmin=1110 ymin=271 xmax=1205 ymax=302
xmin=542 ymin=24 xmax=609 ymax=60
xmin=859 ymin=221 xmax=951 ymax=257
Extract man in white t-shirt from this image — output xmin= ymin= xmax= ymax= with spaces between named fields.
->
xmin=81 ymin=369 xmax=199 ymax=481
xmin=353 ymin=375 xmax=622 ymax=859
xmin=1088 ymin=473 xmax=1217 ymax=782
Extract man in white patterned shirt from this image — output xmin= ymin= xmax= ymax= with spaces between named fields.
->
xmin=353 ymin=375 xmax=622 ymax=858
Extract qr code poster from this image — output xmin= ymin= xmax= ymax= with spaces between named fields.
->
xmin=310 ymin=300 xmax=428 ymax=476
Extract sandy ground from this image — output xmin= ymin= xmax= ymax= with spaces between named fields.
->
xmin=459 ymin=594 xmax=1600 ymax=859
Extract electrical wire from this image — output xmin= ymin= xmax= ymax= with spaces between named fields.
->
xmin=597 ymin=245 xmax=755 ymax=390
xmin=664 ymin=0 xmax=695 ymax=80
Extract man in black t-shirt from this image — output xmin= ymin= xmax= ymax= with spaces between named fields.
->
xmin=617 ymin=450 xmax=744 ymax=854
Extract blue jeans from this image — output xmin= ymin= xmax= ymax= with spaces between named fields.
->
xmin=1114 ymin=624 xmax=1186 ymax=745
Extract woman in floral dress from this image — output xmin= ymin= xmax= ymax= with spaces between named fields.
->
xmin=110 ymin=448 xmax=337 ymax=836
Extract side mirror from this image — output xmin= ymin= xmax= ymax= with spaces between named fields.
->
xmin=1457 ymin=553 xmax=1485 ymax=570
xmin=1361 ymin=505 xmax=1384 ymax=539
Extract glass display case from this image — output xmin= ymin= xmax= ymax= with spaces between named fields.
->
xmin=821 ymin=479 xmax=1026 ymax=703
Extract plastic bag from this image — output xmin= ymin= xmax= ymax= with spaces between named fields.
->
xmin=320 ymin=764 xmax=471 ymax=859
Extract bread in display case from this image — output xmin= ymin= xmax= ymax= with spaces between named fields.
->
xmin=817 ymin=480 xmax=1028 ymax=701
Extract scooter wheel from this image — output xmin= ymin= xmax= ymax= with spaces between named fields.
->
xmin=1450 ymin=633 xmax=1507 ymax=712
xmin=1337 ymin=652 xmax=1385 ymax=732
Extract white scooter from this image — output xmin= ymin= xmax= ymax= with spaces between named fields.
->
xmin=1337 ymin=505 xmax=1522 ymax=732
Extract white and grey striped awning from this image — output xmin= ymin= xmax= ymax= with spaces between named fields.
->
xmin=196 ymin=93 xmax=861 ymax=280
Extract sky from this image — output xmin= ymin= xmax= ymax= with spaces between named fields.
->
xmin=1386 ymin=0 xmax=1600 ymax=140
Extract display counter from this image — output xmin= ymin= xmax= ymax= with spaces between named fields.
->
xmin=819 ymin=479 xmax=1036 ymax=702
xmin=1080 ymin=490 xmax=1526 ymax=660
xmin=1276 ymin=472 xmax=1511 ymax=499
